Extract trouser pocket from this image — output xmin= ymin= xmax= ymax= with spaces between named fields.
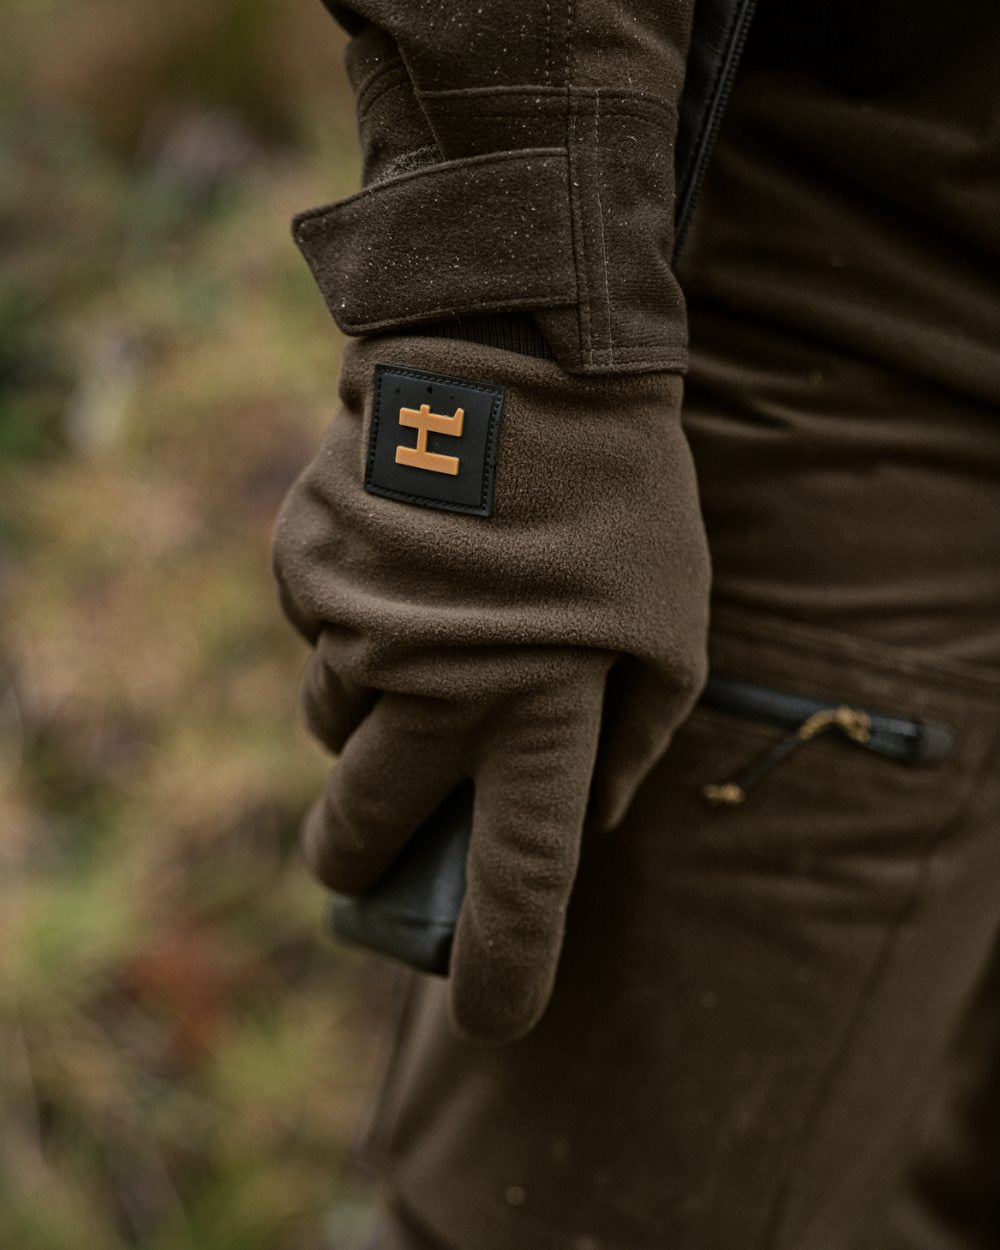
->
xmin=695 ymin=671 xmax=956 ymax=807
xmin=367 ymin=607 xmax=1000 ymax=1250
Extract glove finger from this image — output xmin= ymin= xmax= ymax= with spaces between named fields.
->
xmin=448 ymin=677 xmax=605 ymax=1044
xmin=588 ymin=666 xmax=704 ymax=831
xmin=301 ymin=693 xmax=466 ymax=895
xmin=300 ymin=647 xmax=374 ymax=754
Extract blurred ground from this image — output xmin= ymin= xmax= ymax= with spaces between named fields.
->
xmin=0 ymin=3 xmax=401 ymax=1246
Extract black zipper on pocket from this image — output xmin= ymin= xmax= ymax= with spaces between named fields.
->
xmin=697 ymin=674 xmax=957 ymax=806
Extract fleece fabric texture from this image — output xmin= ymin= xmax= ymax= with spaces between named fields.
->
xmin=271 ymin=333 xmax=710 ymax=1043
xmin=293 ymin=0 xmax=698 ymax=374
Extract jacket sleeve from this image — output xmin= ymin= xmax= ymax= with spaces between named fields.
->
xmin=293 ymin=0 xmax=698 ymax=375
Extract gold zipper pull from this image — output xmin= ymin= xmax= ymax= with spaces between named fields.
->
xmin=701 ymin=704 xmax=872 ymax=806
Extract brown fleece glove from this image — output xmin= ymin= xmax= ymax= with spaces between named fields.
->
xmin=272 ymin=333 xmax=710 ymax=1043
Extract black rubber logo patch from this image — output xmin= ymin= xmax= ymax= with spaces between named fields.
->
xmin=364 ymin=363 xmax=505 ymax=516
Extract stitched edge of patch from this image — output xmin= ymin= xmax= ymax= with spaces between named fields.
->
xmin=363 ymin=362 xmax=505 ymax=517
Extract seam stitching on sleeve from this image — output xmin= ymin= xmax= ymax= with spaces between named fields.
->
xmin=594 ymin=90 xmax=613 ymax=366
xmin=357 ymin=73 xmax=412 ymax=124
xmin=563 ymin=0 xmax=588 ymax=368
xmin=355 ymin=57 xmax=408 ymax=114
xmin=339 ymin=290 xmax=577 ymax=335
xmin=543 ymin=0 xmax=552 ymax=86
xmin=568 ymin=96 xmax=592 ymax=368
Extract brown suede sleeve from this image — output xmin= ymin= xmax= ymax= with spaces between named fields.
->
xmin=293 ymin=0 xmax=698 ymax=374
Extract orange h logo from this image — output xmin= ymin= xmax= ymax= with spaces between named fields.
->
xmin=394 ymin=403 xmax=465 ymax=476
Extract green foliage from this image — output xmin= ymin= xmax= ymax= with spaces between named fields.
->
xmin=1 ymin=4 xmax=391 ymax=1246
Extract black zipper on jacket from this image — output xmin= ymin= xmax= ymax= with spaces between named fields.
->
xmin=696 ymin=674 xmax=956 ymax=806
xmin=673 ymin=0 xmax=758 ymax=261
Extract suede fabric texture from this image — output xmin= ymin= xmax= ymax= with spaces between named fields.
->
xmin=293 ymin=0 xmax=698 ymax=374
xmin=271 ymin=333 xmax=710 ymax=1043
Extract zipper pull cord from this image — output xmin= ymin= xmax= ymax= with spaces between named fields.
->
xmin=701 ymin=705 xmax=873 ymax=806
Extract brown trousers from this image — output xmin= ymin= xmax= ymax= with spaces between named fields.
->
xmin=366 ymin=597 xmax=1000 ymax=1250
xmin=360 ymin=235 xmax=1000 ymax=1250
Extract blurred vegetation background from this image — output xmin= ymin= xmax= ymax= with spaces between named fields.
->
xmin=0 ymin=2 xmax=401 ymax=1246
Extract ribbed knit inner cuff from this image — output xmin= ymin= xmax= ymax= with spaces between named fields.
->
xmin=405 ymin=312 xmax=556 ymax=361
